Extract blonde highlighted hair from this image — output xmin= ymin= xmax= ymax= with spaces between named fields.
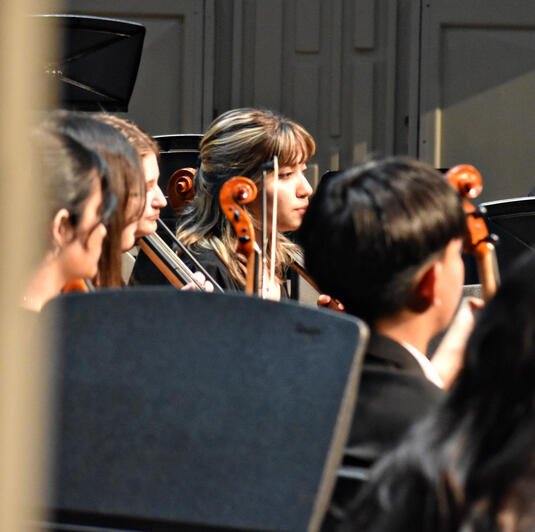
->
xmin=177 ymin=108 xmax=316 ymax=287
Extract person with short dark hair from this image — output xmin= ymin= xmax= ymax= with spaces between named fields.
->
xmin=299 ymin=157 xmax=470 ymax=526
xmin=340 ymin=250 xmax=535 ymax=532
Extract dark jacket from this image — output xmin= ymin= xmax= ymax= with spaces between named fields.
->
xmin=323 ymin=332 xmax=444 ymax=531
xmin=346 ymin=332 xmax=444 ymax=463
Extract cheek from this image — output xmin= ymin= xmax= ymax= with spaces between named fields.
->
xmin=455 ymin=256 xmax=465 ymax=287
xmin=274 ymin=186 xmax=293 ymax=214
xmin=121 ymin=223 xmax=137 ymax=250
xmin=144 ymin=192 xmax=155 ymax=214
xmin=88 ymin=226 xmax=106 ymax=253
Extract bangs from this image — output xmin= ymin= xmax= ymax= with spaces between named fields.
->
xmin=275 ymin=122 xmax=316 ymax=167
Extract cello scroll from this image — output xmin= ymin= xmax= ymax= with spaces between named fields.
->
xmin=167 ymin=167 xmax=196 ymax=213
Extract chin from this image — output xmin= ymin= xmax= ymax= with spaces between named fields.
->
xmin=121 ymin=236 xmax=136 ymax=252
xmin=138 ymin=221 xmax=157 ymax=238
xmin=280 ymin=221 xmax=301 ymax=232
xmin=86 ymin=266 xmax=98 ymax=279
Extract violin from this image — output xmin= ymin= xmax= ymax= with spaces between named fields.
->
xmin=137 ymin=233 xmax=202 ymax=289
xmin=138 ymin=219 xmax=224 ymax=293
xmin=446 ymin=164 xmax=499 ymax=301
xmin=219 ymin=176 xmax=258 ymax=295
xmin=176 ymin=164 xmax=335 ymax=302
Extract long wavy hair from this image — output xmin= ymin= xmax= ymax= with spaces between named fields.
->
xmin=177 ymin=108 xmax=316 ymax=287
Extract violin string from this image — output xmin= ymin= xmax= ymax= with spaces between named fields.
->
xmin=152 ymin=234 xmax=199 ymax=287
xmin=144 ymin=233 xmax=205 ymax=290
xmin=156 ymin=219 xmax=224 ymax=293
xmin=270 ymin=156 xmax=278 ymax=293
xmin=261 ymin=168 xmax=268 ymax=298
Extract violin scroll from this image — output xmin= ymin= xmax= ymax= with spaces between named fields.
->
xmin=446 ymin=164 xmax=483 ymax=200
xmin=219 ymin=176 xmax=258 ymax=294
xmin=445 ymin=164 xmax=499 ymax=301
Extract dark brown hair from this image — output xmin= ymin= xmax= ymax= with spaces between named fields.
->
xmin=300 ymin=157 xmax=466 ymax=322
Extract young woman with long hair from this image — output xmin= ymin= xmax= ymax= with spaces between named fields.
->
xmin=177 ymin=107 xmax=316 ymax=298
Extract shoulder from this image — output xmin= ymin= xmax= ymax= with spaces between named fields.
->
xmin=183 ymin=246 xmax=243 ymax=292
xmin=364 ymin=333 xmax=423 ymax=371
xmin=346 ymin=332 xmax=443 ymax=461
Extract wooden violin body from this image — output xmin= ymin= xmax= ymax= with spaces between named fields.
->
xmin=62 ymin=278 xmax=94 ymax=293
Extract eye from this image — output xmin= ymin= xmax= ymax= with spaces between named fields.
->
xmin=278 ymin=172 xmax=292 ymax=179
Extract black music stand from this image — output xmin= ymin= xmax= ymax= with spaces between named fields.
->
xmin=480 ymin=196 xmax=535 ymax=276
xmin=34 ymin=14 xmax=145 ymax=111
xmin=41 ymin=288 xmax=368 ymax=532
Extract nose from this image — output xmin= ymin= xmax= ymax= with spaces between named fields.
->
xmin=153 ymin=184 xmax=167 ymax=208
xmin=297 ymin=172 xmax=313 ymax=198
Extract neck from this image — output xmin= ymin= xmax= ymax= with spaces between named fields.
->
xmin=22 ymin=254 xmax=68 ymax=312
xmin=374 ymin=309 xmax=438 ymax=355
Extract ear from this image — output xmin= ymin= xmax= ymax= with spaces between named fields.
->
xmin=50 ymin=208 xmax=73 ymax=249
xmin=412 ymin=262 xmax=441 ymax=310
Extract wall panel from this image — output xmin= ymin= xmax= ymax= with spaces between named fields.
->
xmin=419 ymin=0 xmax=535 ymax=201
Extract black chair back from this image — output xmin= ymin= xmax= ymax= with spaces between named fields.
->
xmin=42 ymin=288 xmax=368 ymax=532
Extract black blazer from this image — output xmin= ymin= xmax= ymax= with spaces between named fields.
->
xmin=346 ymin=332 xmax=444 ymax=463
xmin=322 ymin=333 xmax=444 ymax=531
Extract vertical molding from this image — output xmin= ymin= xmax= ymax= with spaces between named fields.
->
xmin=352 ymin=61 xmax=374 ymax=162
xmin=384 ymin=0 xmax=398 ymax=154
xmin=354 ymin=0 xmax=375 ymax=49
xmin=408 ymin=0 xmax=423 ymax=157
xmin=186 ymin=3 xmax=204 ymax=131
xmin=253 ymin=0 xmax=283 ymax=109
xmin=295 ymin=0 xmax=320 ymax=52
xmin=419 ymin=1 xmax=440 ymax=164
xmin=293 ymin=63 xmax=320 ymax=134
xmin=202 ymin=0 xmax=215 ymax=128
xmin=330 ymin=0 xmax=343 ymax=136
xmin=231 ymin=0 xmax=243 ymax=107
